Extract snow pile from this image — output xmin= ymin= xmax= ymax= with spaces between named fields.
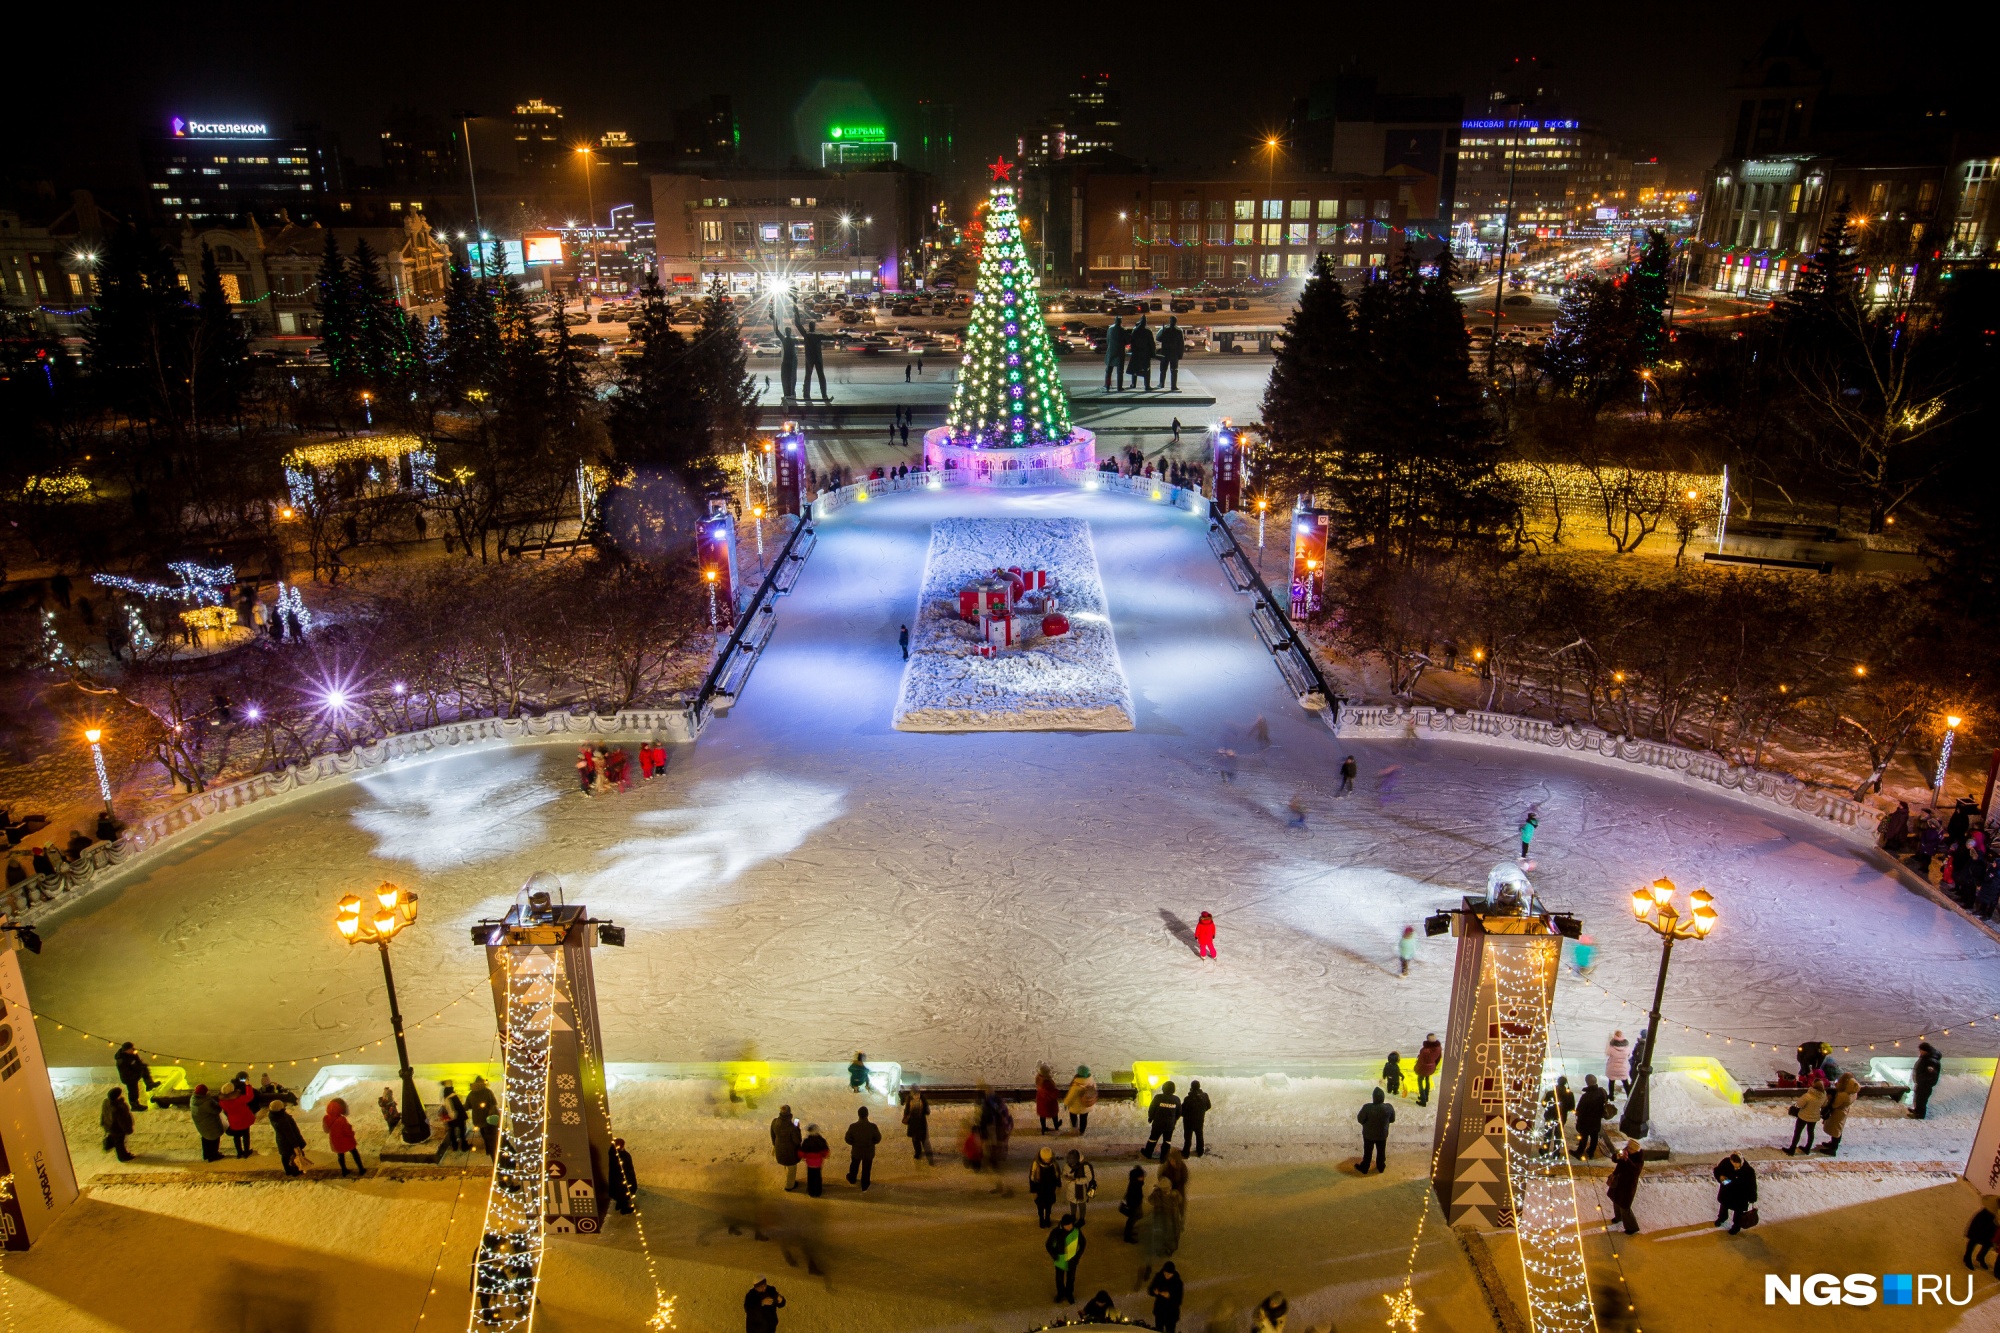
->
xmin=893 ymin=517 xmax=1134 ymax=732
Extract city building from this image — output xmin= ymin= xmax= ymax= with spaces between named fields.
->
xmin=140 ymin=117 xmax=345 ymax=225
xmin=651 ymin=168 xmax=930 ymax=292
xmin=167 ymin=211 xmax=451 ymax=338
xmin=1027 ymin=160 xmax=1446 ymax=288
xmin=1696 ymin=23 xmax=2000 ymax=298
xmin=0 ymin=190 xmax=117 ymax=336
xmin=1288 ymin=74 xmax=1463 ymax=210
xmin=1453 ymin=60 xmax=1615 ymax=239
xmin=820 ymin=125 xmax=898 ymax=169
xmin=1018 ymin=72 xmax=1122 ymax=166
xmin=510 ymin=100 xmax=566 ymax=181
xmin=647 ymin=96 xmax=739 ymax=171
xmin=380 ymin=110 xmax=467 ymax=192
xmin=917 ymin=100 xmax=957 ymax=183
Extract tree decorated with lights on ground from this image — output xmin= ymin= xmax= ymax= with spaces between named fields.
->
xmin=927 ymin=157 xmax=1094 ymax=475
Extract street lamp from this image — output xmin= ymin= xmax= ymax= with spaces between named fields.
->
xmin=575 ymin=146 xmax=601 ymax=294
xmin=336 ymin=883 xmax=431 ymax=1144
xmin=1619 ymin=878 xmax=1718 ymax=1139
xmin=83 ymin=726 xmax=113 ymax=816
xmin=1933 ymin=714 xmax=1964 ymax=807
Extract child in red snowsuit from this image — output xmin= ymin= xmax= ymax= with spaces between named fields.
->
xmin=1195 ymin=911 xmax=1217 ymax=959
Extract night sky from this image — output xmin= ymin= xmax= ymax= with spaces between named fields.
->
xmin=5 ymin=1 xmax=1974 ymax=195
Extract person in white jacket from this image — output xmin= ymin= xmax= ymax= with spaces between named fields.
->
xmin=1605 ymin=1031 xmax=1633 ymax=1096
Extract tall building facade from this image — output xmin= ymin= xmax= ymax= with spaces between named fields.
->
xmin=141 ymin=117 xmax=344 ymax=224
xmin=1452 ymin=61 xmax=1613 ymax=238
xmin=651 ymin=167 xmax=930 ymax=291
xmin=1018 ymin=72 xmax=1122 ymax=166
xmin=510 ymin=99 xmax=566 ymax=180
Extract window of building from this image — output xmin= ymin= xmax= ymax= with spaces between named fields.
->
xmin=1231 ymin=258 xmax=1249 ymax=278
xmin=1787 ymin=184 xmax=1802 ymax=213
xmin=1371 ymin=200 xmax=1390 ymax=219
xmin=760 ymin=223 xmax=782 ymax=245
xmin=1181 ymin=200 xmax=1200 ymax=220
xmin=1289 ymin=200 xmax=1309 ymax=219
xmin=1261 ymin=223 xmax=1282 ymax=246
xmin=1233 ymin=223 xmax=1254 ymax=244
xmin=1234 ymin=199 xmax=1254 ymax=220
xmin=1342 ymin=253 xmax=1362 ymax=268
xmin=1152 ymin=200 xmax=1172 ymax=221
xmin=68 ymin=272 xmax=86 ymax=296
xmin=218 ymin=273 xmax=243 ymax=303
xmin=1209 ymin=223 xmax=1227 ymax=244
xmin=1286 ymin=223 xmax=1307 ymax=246
xmin=1205 ymin=255 xmax=1225 ymax=278
xmin=389 ymin=201 xmax=403 ymax=211
xmin=790 ymin=222 xmax=815 ymax=244
xmin=789 ymin=197 xmax=801 ymax=207
xmin=1867 ymin=181 xmax=1889 ymax=211
xmin=1396 ymin=185 xmax=1413 ymax=207
xmin=1917 ymin=180 xmax=1938 ymax=215
xmin=1317 ymin=200 xmax=1336 ymax=219
xmin=1286 ymin=254 xmax=1308 ymax=276
xmin=701 ymin=220 xmax=725 ymax=242
xmin=1316 ymin=223 xmax=1338 ymax=243
xmin=1208 ymin=200 xmax=1226 ymax=219
xmin=1178 ymin=224 xmax=1198 ymax=244
xmin=1262 ymin=199 xmax=1282 ymax=220
xmin=1179 ymin=255 xmax=1199 ymax=279
xmin=1259 ymin=254 xmax=1280 ymax=277
xmin=1344 ymin=199 xmax=1364 ymax=219
xmin=1368 ymin=252 xmax=1386 ymax=268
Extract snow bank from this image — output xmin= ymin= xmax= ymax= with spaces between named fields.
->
xmin=893 ymin=518 xmax=1134 ymax=731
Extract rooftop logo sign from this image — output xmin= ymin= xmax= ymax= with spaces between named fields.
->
xmin=172 ymin=118 xmax=270 ymax=137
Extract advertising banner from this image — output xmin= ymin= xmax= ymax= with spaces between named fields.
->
xmin=0 ymin=948 xmax=80 ymax=1250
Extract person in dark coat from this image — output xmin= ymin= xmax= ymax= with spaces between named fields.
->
xmin=1104 ymin=318 xmax=1129 ymax=390
xmin=101 ymin=1087 xmax=136 ymax=1161
xmin=1148 ymin=1261 xmax=1185 ymax=1332
xmin=1966 ymin=1198 xmax=2000 ymax=1270
xmin=1713 ymin=1152 xmax=1757 ymax=1233
xmin=190 ymin=1083 xmax=225 ymax=1161
xmin=848 ymin=1052 xmax=869 ymax=1092
xmin=1119 ymin=1164 xmax=1146 ymax=1242
xmin=771 ymin=1105 xmax=803 ymax=1190
xmin=1029 ymin=1146 xmax=1063 ymax=1225
xmin=1606 ymin=1142 xmax=1644 ymax=1234
xmin=1126 ymin=317 xmax=1156 ymax=391
xmin=844 ymin=1106 xmax=881 ymax=1190
xmin=114 ymin=1041 xmax=157 ymax=1111
xmin=464 ymin=1076 xmax=500 ymax=1157
xmin=1158 ymin=317 xmax=1184 ymax=391
xmin=1878 ymin=799 xmax=1911 ymax=851
xmin=1144 ymin=1081 xmax=1181 ymax=1159
xmin=1046 ymin=1212 xmax=1085 ymax=1304
xmin=1079 ymin=1290 xmax=1116 ymax=1322
xmin=902 ymin=1090 xmax=932 ymax=1163
xmin=269 ymin=1102 xmax=308 ymax=1176
xmin=1357 ymin=1087 xmax=1395 ymax=1174
xmin=1415 ymin=1035 xmax=1443 ymax=1107
xmin=439 ymin=1080 xmax=470 ymax=1150
xmin=1911 ymin=1042 xmax=1943 ymax=1119
xmin=898 ymin=625 xmax=910 ymax=661
xmin=1796 ymin=1040 xmax=1829 ymax=1083
xmin=1572 ymin=1075 xmax=1611 ymax=1159
xmin=1179 ymin=1080 xmax=1210 ymax=1157
xmin=1381 ymin=1053 xmax=1403 ymax=1097
xmin=744 ymin=1276 xmax=786 ymax=1333
xmin=607 ymin=1137 xmax=637 ymax=1214
xmin=377 ymin=1086 xmax=402 ymax=1133
xmin=799 ymin=1124 xmax=829 ymax=1197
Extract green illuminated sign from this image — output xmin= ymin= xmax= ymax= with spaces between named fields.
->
xmin=828 ymin=125 xmax=886 ymax=142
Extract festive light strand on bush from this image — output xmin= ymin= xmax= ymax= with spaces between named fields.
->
xmin=31 ymin=980 xmax=486 ymax=1072
xmin=1574 ymin=976 xmax=1993 ymax=1054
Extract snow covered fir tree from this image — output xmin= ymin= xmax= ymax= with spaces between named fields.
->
xmin=924 ymin=157 xmax=1096 ymax=477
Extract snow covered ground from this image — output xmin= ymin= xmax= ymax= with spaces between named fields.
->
xmin=23 ymin=483 xmax=2000 ymax=1102
xmin=894 ymin=517 xmax=1133 ymax=731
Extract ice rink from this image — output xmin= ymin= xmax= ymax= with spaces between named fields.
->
xmin=25 ymin=485 xmax=2000 ymax=1083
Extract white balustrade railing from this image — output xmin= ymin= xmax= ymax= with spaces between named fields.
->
xmin=812 ymin=467 xmax=1207 ymax=516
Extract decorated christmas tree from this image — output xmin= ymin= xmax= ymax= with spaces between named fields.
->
xmin=929 ymin=157 xmax=1093 ymax=473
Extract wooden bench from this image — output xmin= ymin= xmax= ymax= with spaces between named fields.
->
xmin=905 ymin=1084 xmax=1138 ymax=1105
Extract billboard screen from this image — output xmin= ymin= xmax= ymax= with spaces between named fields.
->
xmin=523 ymin=232 xmax=565 ymax=265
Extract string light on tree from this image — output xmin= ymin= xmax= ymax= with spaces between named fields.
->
xmin=469 ymin=948 xmax=559 ymax=1331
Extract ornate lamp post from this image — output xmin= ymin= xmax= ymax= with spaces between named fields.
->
xmin=336 ymin=883 xmax=430 ymax=1143
xmin=1619 ymin=878 xmax=1717 ymax=1140
xmin=83 ymin=726 xmax=113 ymax=816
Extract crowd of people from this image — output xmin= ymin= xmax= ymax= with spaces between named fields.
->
xmin=575 ymin=741 xmax=672 ymax=795
xmin=1880 ymin=797 xmax=2000 ymax=915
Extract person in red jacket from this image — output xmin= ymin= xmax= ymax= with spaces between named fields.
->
xmin=1414 ymin=1034 xmax=1444 ymax=1108
xmin=219 ymin=1079 xmax=257 ymax=1158
xmin=323 ymin=1097 xmax=363 ymax=1176
xmin=1035 ymin=1064 xmax=1062 ymax=1133
xmin=1194 ymin=911 xmax=1217 ymax=960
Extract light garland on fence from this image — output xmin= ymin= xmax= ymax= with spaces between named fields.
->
xmin=469 ymin=947 xmax=557 ymax=1332
xmin=93 ymin=560 xmax=234 ymax=606
xmin=18 ymin=472 xmax=90 ymax=502
xmin=1575 ymin=976 xmax=1992 ymax=1055
xmin=1493 ymin=935 xmax=1597 ymax=1333
xmin=29 ymin=980 xmax=485 ymax=1071
xmin=942 ymin=162 xmax=1075 ymax=450
xmin=282 ymin=435 xmax=427 ymax=472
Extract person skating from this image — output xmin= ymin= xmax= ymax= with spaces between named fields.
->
xmin=799 ymin=1123 xmax=829 ymax=1197
xmin=1910 ymin=1041 xmax=1942 ymax=1119
xmin=1064 ymin=1066 xmax=1099 ymax=1134
xmin=744 ymin=1276 xmax=786 ymax=1333
xmin=1606 ymin=1142 xmax=1644 ymax=1234
xmin=1079 ymin=1290 xmax=1117 ymax=1322
xmin=1119 ymin=1164 xmax=1146 ymax=1242
xmin=1415 ymin=1035 xmax=1442 ymax=1107
xmin=1035 ymin=1063 xmax=1062 ymax=1133
xmin=1819 ymin=1071 xmax=1860 ymax=1155
xmin=848 ymin=1052 xmax=870 ymax=1093
xmin=1713 ymin=1152 xmax=1758 ymax=1233
xmin=1062 ymin=1148 xmax=1097 ymax=1223
xmin=1572 ymin=1075 xmax=1611 ymax=1159
xmin=1381 ymin=1053 xmax=1403 ymax=1097
xmin=465 ymin=1076 xmax=500 ymax=1157
xmin=1357 ymin=1087 xmax=1395 ymax=1174
xmin=220 ymin=1079 xmax=257 ymax=1158
xmin=1144 ymin=1081 xmax=1181 ymax=1158
xmin=323 ymin=1097 xmax=363 ymax=1176
xmin=1518 ymin=811 xmax=1539 ymax=861
xmin=1253 ymin=1291 xmax=1290 ymax=1332
xmin=1179 ymin=1080 xmax=1210 ymax=1156
xmin=1787 ymin=1073 xmax=1828 ymax=1154
xmin=844 ymin=1106 xmax=881 ymax=1190
xmin=898 ymin=625 xmax=909 ymax=661
xmin=377 ymin=1085 xmax=401 ymax=1133
xmin=1147 ymin=1262 xmax=1185 ymax=1333
xmin=1397 ymin=926 xmax=1418 ymax=976
xmin=1338 ymin=755 xmax=1357 ymax=795
xmin=771 ymin=1104 xmax=803 ymax=1190
xmin=190 ymin=1083 xmax=225 ymax=1161
xmin=1030 ymin=1146 xmax=1063 ymax=1225
xmin=1046 ymin=1212 xmax=1086 ymax=1304
xmin=902 ymin=1089 xmax=933 ymax=1163
xmin=269 ymin=1101 xmax=308 ymax=1176
xmin=115 ymin=1041 xmax=157 ymax=1111
xmin=1193 ymin=911 xmax=1217 ymax=960
xmin=101 ymin=1087 xmax=136 ymax=1162
xmin=607 ymin=1137 xmax=638 ymax=1214
xmin=1966 ymin=1198 xmax=2000 ymax=1270
xmin=1605 ymin=1030 xmax=1633 ymax=1095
